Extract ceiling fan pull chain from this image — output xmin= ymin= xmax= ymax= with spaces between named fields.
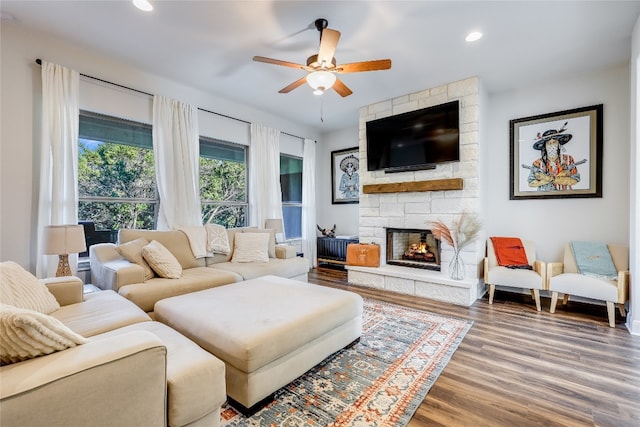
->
xmin=320 ymin=97 xmax=324 ymax=123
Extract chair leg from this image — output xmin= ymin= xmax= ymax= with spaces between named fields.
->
xmin=550 ymin=292 xmax=558 ymax=313
xmin=618 ymin=304 xmax=626 ymax=317
xmin=606 ymin=301 xmax=615 ymax=328
xmin=489 ymin=284 xmax=495 ymax=304
xmin=562 ymin=294 xmax=569 ymax=305
xmin=532 ymin=289 xmax=541 ymax=312
xmin=530 ymin=289 xmax=535 ymax=300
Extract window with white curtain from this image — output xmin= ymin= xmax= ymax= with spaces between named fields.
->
xmin=78 ymin=111 xmax=158 ymax=232
xmin=199 ymin=137 xmax=248 ymax=228
xmin=280 ymin=154 xmax=303 ymax=239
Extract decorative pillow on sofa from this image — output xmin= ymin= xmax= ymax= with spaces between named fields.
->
xmin=141 ymin=240 xmax=183 ymax=279
xmin=0 ymin=303 xmax=88 ymax=365
xmin=241 ymin=227 xmax=276 ymax=258
xmin=231 ymin=232 xmax=270 ymax=263
xmin=205 ymin=223 xmax=231 ymax=255
xmin=116 ymin=237 xmax=155 ymax=281
xmin=0 ymin=261 xmax=60 ymax=314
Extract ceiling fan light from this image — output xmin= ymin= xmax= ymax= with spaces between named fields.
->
xmin=307 ymin=71 xmax=336 ymax=93
xmin=133 ymin=0 xmax=153 ymax=12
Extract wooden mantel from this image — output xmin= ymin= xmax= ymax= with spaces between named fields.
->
xmin=362 ymin=178 xmax=463 ymax=194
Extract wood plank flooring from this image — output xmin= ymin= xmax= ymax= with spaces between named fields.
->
xmin=308 ymin=267 xmax=640 ymax=427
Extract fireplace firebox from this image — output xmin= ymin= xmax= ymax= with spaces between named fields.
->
xmin=386 ymin=228 xmax=441 ymax=271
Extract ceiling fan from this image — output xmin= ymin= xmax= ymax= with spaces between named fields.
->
xmin=253 ymin=18 xmax=391 ymax=97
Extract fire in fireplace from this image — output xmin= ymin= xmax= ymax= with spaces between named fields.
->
xmin=386 ymin=228 xmax=441 ymax=271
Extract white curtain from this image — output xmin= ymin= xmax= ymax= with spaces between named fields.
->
xmin=301 ymin=139 xmax=317 ymax=267
xmin=152 ymin=95 xmax=202 ymax=230
xmin=249 ymin=123 xmax=283 ymax=228
xmin=36 ymin=61 xmax=80 ymax=278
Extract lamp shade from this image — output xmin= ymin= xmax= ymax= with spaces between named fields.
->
xmin=306 ymin=71 xmax=336 ymax=95
xmin=264 ymin=219 xmax=284 ymax=235
xmin=43 ymin=225 xmax=86 ymax=255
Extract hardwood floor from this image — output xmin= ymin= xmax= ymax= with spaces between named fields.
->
xmin=308 ymin=267 xmax=640 ymax=427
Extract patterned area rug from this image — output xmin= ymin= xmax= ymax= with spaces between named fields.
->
xmin=220 ymin=298 xmax=473 ymax=427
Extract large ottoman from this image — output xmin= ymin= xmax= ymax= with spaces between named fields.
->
xmin=154 ymin=275 xmax=363 ymax=413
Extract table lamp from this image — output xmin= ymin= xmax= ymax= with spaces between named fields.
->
xmin=43 ymin=224 xmax=86 ymax=277
xmin=264 ymin=219 xmax=285 ymax=244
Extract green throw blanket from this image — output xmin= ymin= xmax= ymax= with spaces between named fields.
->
xmin=570 ymin=241 xmax=618 ymax=281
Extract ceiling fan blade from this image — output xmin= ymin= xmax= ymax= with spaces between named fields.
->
xmin=253 ymin=56 xmax=306 ymax=70
xmin=278 ymin=76 xmax=308 ymax=93
xmin=332 ymin=78 xmax=353 ymax=97
xmin=317 ymin=28 xmax=340 ymax=66
xmin=337 ymin=59 xmax=392 ymax=73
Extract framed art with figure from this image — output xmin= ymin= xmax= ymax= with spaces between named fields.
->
xmin=509 ymin=104 xmax=603 ymax=200
xmin=331 ymin=147 xmax=359 ymax=204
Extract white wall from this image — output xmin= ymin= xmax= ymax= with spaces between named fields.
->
xmin=484 ymin=64 xmax=631 ymax=263
xmin=316 ymin=127 xmax=360 ymax=236
xmin=0 ymin=22 xmax=320 ymax=271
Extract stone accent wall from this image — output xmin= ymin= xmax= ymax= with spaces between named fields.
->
xmin=350 ymin=77 xmax=484 ymax=305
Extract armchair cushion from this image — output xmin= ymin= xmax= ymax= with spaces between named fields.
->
xmin=0 ymin=304 xmax=88 ymax=365
xmin=0 ymin=261 xmax=60 ymax=314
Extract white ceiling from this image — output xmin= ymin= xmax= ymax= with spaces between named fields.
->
xmin=2 ymin=1 xmax=639 ymax=133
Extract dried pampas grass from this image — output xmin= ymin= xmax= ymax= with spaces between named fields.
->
xmin=429 ymin=212 xmax=481 ymax=251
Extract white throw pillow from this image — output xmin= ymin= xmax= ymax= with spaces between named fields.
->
xmin=205 ymin=224 xmax=231 ymax=255
xmin=116 ymin=237 xmax=155 ymax=281
xmin=0 ymin=304 xmax=88 ymax=365
xmin=241 ymin=227 xmax=276 ymax=258
xmin=0 ymin=261 xmax=60 ymax=314
xmin=231 ymin=232 xmax=270 ymax=263
xmin=142 ymin=240 xmax=183 ymax=279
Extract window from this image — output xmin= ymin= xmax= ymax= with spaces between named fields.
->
xmin=280 ymin=154 xmax=303 ymax=239
xmin=199 ymin=137 xmax=248 ymax=228
xmin=78 ymin=112 xmax=157 ymax=232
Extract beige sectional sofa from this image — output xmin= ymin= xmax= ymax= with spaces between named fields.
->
xmin=0 ymin=275 xmax=226 ymax=427
xmin=90 ymin=227 xmax=310 ymax=313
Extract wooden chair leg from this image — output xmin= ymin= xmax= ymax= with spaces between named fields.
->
xmin=562 ymin=294 xmax=569 ymax=305
xmin=550 ymin=292 xmax=558 ymax=313
xmin=618 ymin=304 xmax=626 ymax=317
xmin=489 ymin=284 xmax=495 ymax=304
xmin=606 ymin=301 xmax=615 ymax=328
xmin=532 ymin=289 xmax=541 ymax=312
xmin=530 ymin=289 xmax=535 ymax=300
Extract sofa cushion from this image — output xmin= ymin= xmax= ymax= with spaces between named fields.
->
xmin=116 ymin=237 xmax=155 ymax=281
xmin=212 ymin=257 xmax=310 ymax=281
xmin=231 ymin=232 xmax=270 ymax=263
xmin=119 ymin=267 xmax=242 ymax=313
xmin=0 ymin=261 xmax=60 ymax=314
xmin=119 ymin=229 xmax=205 ymax=269
xmin=0 ymin=304 xmax=88 ymax=365
xmin=241 ymin=227 xmax=276 ymax=258
xmin=93 ymin=321 xmax=226 ymax=427
xmin=142 ymin=240 xmax=182 ymax=279
xmin=50 ymin=290 xmax=151 ymax=337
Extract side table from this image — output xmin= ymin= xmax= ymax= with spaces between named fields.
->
xmin=83 ymin=284 xmax=101 ymax=294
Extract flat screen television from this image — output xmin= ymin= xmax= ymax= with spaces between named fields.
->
xmin=366 ymin=100 xmax=460 ymax=172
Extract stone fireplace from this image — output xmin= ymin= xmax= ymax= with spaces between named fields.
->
xmin=386 ymin=228 xmax=441 ymax=271
xmin=347 ymin=76 xmax=485 ymax=306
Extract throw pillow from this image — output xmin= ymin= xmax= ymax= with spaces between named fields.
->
xmin=0 ymin=261 xmax=60 ymax=314
xmin=0 ymin=304 xmax=88 ymax=365
xmin=205 ymin=223 xmax=231 ymax=255
xmin=141 ymin=240 xmax=182 ymax=279
xmin=241 ymin=227 xmax=276 ymax=258
xmin=231 ymin=232 xmax=270 ymax=263
xmin=116 ymin=237 xmax=155 ymax=281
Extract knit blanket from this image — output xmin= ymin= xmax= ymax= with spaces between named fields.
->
xmin=490 ymin=237 xmax=532 ymax=269
xmin=570 ymin=241 xmax=618 ymax=281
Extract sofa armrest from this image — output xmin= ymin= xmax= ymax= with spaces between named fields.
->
xmin=275 ymin=244 xmax=296 ymax=259
xmin=42 ymin=276 xmax=83 ymax=306
xmin=90 ymin=243 xmax=145 ymax=291
xmin=0 ymin=331 xmax=167 ymax=427
xmin=618 ymin=270 xmax=630 ymax=304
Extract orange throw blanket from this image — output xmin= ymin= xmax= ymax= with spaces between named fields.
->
xmin=490 ymin=237 xmax=531 ymax=268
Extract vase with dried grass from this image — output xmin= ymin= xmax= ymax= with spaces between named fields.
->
xmin=429 ymin=212 xmax=481 ymax=280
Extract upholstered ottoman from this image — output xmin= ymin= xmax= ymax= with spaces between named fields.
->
xmin=154 ymin=275 xmax=363 ymax=413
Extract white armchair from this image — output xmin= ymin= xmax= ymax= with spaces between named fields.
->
xmin=548 ymin=243 xmax=629 ymax=327
xmin=484 ymin=238 xmax=546 ymax=311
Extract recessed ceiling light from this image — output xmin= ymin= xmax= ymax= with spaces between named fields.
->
xmin=133 ymin=0 xmax=153 ymax=12
xmin=465 ymin=31 xmax=483 ymax=42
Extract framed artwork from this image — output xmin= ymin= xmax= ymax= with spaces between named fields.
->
xmin=509 ymin=104 xmax=603 ymax=200
xmin=331 ymin=147 xmax=360 ymax=204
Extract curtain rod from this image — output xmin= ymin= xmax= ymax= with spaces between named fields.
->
xmin=35 ymin=58 xmax=314 ymax=142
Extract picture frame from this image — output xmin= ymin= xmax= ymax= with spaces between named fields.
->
xmin=509 ymin=104 xmax=603 ymax=200
xmin=331 ymin=147 xmax=360 ymax=204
